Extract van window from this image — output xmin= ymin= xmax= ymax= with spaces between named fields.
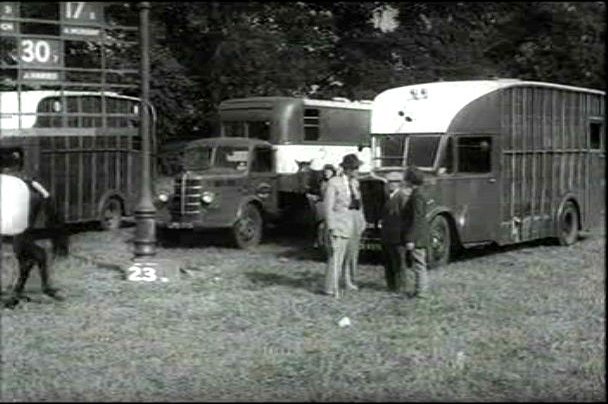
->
xmin=251 ymin=147 xmax=273 ymax=172
xmin=438 ymin=137 xmax=454 ymax=174
xmin=303 ymin=109 xmax=320 ymax=141
xmin=457 ymin=136 xmax=492 ymax=173
xmin=248 ymin=121 xmax=271 ymax=141
xmin=590 ymin=122 xmax=603 ymax=150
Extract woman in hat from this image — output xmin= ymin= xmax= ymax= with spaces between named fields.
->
xmin=311 ymin=163 xmax=337 ymax=248
xmin=322 ymin=153 xmax=366 ymax=298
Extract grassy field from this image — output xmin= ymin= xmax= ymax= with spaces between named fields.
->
xmin=0 ymin=223 xmax=605 ymax=402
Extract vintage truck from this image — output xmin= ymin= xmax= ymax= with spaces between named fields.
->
xmin=155 ymin=96 xmax=373 ymax=248
xmin=357 ymin=79 xmax=605 ymax=268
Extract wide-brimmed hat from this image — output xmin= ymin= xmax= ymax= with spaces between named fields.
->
xmin=339 ymin=153 xmax=364 ymax=170
xmin=404 ymin=166 xmax=424 ymax=186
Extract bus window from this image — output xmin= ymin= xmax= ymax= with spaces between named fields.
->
xmin=224 ymin=122 xmax=245 ymax=137
xmin=248 ymin=121 xmax=270 ymax=141
xmin=304 ymin=109 xmax=320 ymax=141
xmin=456 ymin=136 xmax=492 ymax=173
xmin=67 ymin=97 xmax=79 ymax=127
xmin=81 ymin=96 xmax=102 ymax=127
xmin=251 ymin=147 xmax=273 ymax=172
xmin=406 ymin=135 xmax=441 ymax=169
xmin=35 ymin=97 xmax=64 ymax=128
xmin=590 ymin=122 xmax=603 ymax=150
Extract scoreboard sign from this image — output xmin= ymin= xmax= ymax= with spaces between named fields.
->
xmin=19 ymin=38 xmax=62 ymax=82
xmin=3 ymin=2 xmax=107 ymax=83
xmin=0 ymin=2 xmax=19 ymax=33
xmin=60 ymin=1 xmax=103 ymax=39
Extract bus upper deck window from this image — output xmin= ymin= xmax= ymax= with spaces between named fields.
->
xmin=456 ymin=136 xmax=492 ymax=173
xmin=590 ymin=122 xmax=603 ymax=150
xmin=304 ymin=109 xmax=320 ymax=141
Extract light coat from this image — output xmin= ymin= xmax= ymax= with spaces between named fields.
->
xmin=323 ymin=174 xmax=366 ymax=238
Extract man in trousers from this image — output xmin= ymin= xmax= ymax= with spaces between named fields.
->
xmin=323 ymin=153 xmax=366 ymax=298
xmin=381 ymin=166 xmax=430 ymax=298
xmin=380 ymin=170 xmax=412 ymax=293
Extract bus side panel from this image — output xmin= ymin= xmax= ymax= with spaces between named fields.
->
xmin=82 ymin=136 xmax=95 ymax=220
xmin=587 ymin=94 xmax=605 ymax=229
xmin=501 ymin=86 xmax=602 ymax=243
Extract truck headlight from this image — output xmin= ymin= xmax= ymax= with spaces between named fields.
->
xmin=201 ymin=191 xmax=215 ymax=204
xmin=157 ymin=192 xmax=169 ymax=203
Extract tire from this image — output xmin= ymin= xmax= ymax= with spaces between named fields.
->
xmin=99 ymin=198 xmax=123 ymax=231
xmin=232 ymin=204 xmax=263 ymax=249
xmin=557 ymin=201 xmax=579 ymax=246
xmin=428 ymin=215 xmax=452 ymax=269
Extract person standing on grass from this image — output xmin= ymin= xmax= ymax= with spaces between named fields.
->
xmin=381 ymin=166 xmax=430 ymax=298
xmin=308 ymin=163 xmax=337 ymax=249
xmin=380 ymin=170 xmax=412 ymax=294
xmin=323 ymin=154 xmax=366 ymax=298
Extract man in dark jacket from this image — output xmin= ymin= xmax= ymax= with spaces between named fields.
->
xmin=380 ymin=166 xmax=430 ymax=297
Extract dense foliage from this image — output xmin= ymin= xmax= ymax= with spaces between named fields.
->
xmin=1 ymin=2 xmax=605 ymax=142
xmin=147 ymin=1 xmax=605 ymax=142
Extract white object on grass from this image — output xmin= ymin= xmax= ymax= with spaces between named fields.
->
xmin=0 ymin=174 xmax=30 ymax=235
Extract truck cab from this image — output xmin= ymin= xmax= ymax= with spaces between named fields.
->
xmin=156 ymin=137 xmax=279 ymax=248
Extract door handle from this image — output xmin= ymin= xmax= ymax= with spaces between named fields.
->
xmin=488 ymin=178 xmax=496 ymax=183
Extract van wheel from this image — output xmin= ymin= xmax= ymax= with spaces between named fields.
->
xmin=99 ymin=198 xmax=123 ymax=230
xmin=557 ymin=201 xmax=579 ymax=246
xmin=232 ymin=204 xmax=263 ymax=249
xmin=428 ymin=215 xmax=451 ymax=269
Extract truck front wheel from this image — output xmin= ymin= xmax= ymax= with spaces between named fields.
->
xmin=428 ymin=214 xmax=452 ymax=269
xmin=232 ymin=204 xmax=263 ymax=249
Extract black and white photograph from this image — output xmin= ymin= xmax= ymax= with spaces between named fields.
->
xmin=0 ymin=1 xmax=605 ymax=401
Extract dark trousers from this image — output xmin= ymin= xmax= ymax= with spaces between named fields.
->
xmin=382 ymin=243 xmax=408 ymax=293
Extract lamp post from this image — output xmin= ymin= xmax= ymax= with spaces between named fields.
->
xmin=133 ymin=1 xmax=156 ymax=257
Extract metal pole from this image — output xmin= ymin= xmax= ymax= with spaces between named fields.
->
xmin=134 ymin=1 xmax=156 ymax=257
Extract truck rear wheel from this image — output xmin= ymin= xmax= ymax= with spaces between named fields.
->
xmin=557 ymin=201 xmax=579 ymax=246
xmin=428 ymin=214 xmax=452 ymax=269
xmin=232 ymin=204 xmax=263 ymax=249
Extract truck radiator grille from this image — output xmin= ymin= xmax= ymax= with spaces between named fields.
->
xmin=170 ymin=173 xmax=202 ymax=218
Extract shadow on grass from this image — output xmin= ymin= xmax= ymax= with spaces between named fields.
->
xmin=243 ymin=270 xmax=323 ymax=294
xmin=451 ymin=235 xmax=593 ymax=265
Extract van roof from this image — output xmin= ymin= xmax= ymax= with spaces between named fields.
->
xmin=371 ymin=79 xmax=605 ymax=134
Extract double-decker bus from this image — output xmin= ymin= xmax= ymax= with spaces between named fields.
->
xmin=359 ymin=79 xmax=605 ymax=267
xmin=0 ymin=90 xmax=153 ymax=230
xmin=155 ymin=96 xmax=373 ymax=248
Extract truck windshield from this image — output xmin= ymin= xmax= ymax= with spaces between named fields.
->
xmin=184 ymin=146 xmax=250 ymax=171
xmin=405 ymin=135 xmax=441 ymax=169
xmin=372 ymin=134 xmax=440 ymax=169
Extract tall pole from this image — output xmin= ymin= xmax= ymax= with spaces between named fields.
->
xmin=134 ymin=1 xmax=156 ymax=257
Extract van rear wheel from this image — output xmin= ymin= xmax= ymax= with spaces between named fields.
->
xmin=428 ymin=215 xmax=451 ymax=269
xmin=232 ymin=204 xmax=263 ymax=249
xmin=557 ymin=201 xmax=579 ymax=246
